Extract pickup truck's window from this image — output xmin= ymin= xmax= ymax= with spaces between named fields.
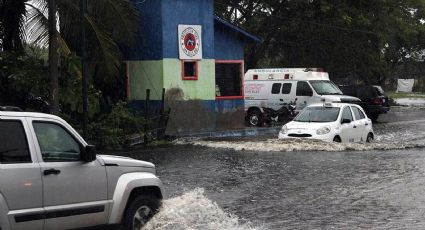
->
xmin=33 ymin=122 xmax=81 ymax=162
xmin=0 ymin=120 xmax=31 ymax=164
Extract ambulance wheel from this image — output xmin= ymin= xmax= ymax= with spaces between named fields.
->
xmin=247 ymin=110 xmax=262 ymax=127
xmin=333 ymin=136 xmax=341 ymax=143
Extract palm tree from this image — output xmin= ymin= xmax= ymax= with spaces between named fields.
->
xmin=1 ymin=0 xmax=139 ymax=113
xmin=0 ymin=0 xmax=27 ymax=51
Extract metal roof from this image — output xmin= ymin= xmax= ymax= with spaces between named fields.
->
xmin=214 ymin=16 xmax=262 ymax=43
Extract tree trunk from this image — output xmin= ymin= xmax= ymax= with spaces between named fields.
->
xmin=48 ymin=0 xmax=59 ymax=114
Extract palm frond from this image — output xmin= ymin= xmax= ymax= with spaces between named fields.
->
xmin=89 ymin=0 xmax=139 ymax=45
xmin=25 ymin=2 xmax=72 ymax=57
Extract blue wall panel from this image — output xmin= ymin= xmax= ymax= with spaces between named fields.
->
xmin=161 ymin=0 xmax=215 ymax=59
xmin=214 ymin=23 xmax=245 ymax=60
xmin=215 ymin=99 xmax=244 ymax=113
xmin=126 ymin=0 xmax=163 ymax=60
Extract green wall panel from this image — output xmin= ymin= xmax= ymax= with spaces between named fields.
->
xmin=127 ymin=60 xmax=164 ymax=100
xmin=163 ymin=59 xmax=216 ymax=100
xmin=127 ymin=59 xmax=216 ymax=101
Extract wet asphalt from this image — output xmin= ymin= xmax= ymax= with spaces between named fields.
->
xmin=120 ymin=106 xmax=425 ymax=229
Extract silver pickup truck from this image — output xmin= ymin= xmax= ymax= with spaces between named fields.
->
xmin=0 ymin=110 xmax=163 ymax=230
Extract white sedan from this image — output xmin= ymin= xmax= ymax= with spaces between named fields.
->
xmin=278 ymin=103 xmax=374 ymax=143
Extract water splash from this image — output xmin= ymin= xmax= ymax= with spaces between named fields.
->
xmin=175 ymin=119 xmax=425 ymax=152
xmin=176 ymin=138 xmax=424 ymax=152
xmin=143 ymin=188 xmax=260 ymax=230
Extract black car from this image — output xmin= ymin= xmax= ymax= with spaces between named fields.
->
xmin=339 ymin=85 xmax=390 ymax=121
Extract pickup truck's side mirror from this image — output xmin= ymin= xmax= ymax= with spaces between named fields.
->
xmin=82 ymin=145 xmax=97 ymax=162
xmin=341 ymin=118 xmax=352 ymax=124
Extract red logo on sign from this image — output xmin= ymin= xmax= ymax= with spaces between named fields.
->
xmin=184 ymin=34 xmax=196 ymax=51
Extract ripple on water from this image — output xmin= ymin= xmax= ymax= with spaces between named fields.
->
xmin=143 ymin=188 xmax=261 ymax=230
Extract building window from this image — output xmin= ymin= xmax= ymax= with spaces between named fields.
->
xmin=215 ymin=60 xmax=243 ymax=99
xmin=182 ymin=60 xmax=198 ymax=80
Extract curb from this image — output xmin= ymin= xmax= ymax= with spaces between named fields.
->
xmin=176 ymin=127 xmax=281 ymax=139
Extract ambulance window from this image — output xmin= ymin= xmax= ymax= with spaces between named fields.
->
xmin=281 ymin=83 xmax=292 ymax=94
xmin=271 ymin=83 xmax=282 ymax=94
xmin=296 ymin=81 xmax=313 ymax=96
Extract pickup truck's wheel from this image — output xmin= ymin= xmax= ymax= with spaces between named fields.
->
xmin=122 ymin=194 xmax=160 ymax=230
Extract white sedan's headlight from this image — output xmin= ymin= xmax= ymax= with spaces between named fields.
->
xmin=280 ymin=125 xmax=288 ymax=134
xmin=316 ymin=126 xmax=331 ymax=135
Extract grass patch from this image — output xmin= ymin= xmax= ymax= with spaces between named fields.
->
xmin=387 ymin=91 xmax=425 ymax=99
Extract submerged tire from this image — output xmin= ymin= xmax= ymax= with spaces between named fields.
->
xmin=366 ymin=133 xmax=374 ymax=143
xmin=333 ymin=136 xmax=342 ymax=143
xmin=247 ymin=110 xmax=262 ymax=127
xmin=122 ymin=194 xmax=161 ymax=230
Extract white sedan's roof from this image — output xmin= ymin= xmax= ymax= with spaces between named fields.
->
xmin=307 ymin=102 xmax=361 ymax=108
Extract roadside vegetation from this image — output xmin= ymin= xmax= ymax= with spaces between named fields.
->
xmin=387 ymin=91 xmax=425 ymax=99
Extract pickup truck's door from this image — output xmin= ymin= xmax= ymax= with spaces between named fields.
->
xmin=29 ymin=119 xmax=109 ymax=230
xmin=0 ymin=118 xmax=43 ymax=230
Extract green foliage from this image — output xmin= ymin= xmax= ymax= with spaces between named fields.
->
xmin=0 ymin=47 xmax=49 ymax=107
xmin=215 ymin=0 xmax=425 ymax=85
xmin=84 ymin=101 xmax=144 ymax=150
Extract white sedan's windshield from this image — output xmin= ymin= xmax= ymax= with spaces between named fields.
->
xmin=294 ymin=107 xmax=340 ymax=122
xmin=310 ymin=80 xmax=343 ymax=95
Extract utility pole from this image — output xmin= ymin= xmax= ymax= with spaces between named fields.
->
xmin=80 ymin=0 xmax=88 ymax=138
xmin=48 ymin=0 xmax=59 ymax=115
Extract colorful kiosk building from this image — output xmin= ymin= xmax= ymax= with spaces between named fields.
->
xmin=126 ymin=0 xmax=261 ymax=134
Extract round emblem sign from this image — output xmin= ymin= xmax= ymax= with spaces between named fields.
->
xmin=180 ymin=27 xmax=200 ymax=57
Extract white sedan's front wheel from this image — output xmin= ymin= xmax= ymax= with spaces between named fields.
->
xmin=366 ymin=133 xmax=374 ymax=143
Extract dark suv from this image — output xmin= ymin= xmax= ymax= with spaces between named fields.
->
xmin=339 ymin=85 xmax=390 ymax=121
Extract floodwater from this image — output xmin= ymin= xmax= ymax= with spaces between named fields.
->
xmin=122 ymin=107 xmax=425 ymax=230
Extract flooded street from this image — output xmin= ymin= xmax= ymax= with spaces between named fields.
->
xmin=122 ymin=107 xmax=425 ymax=230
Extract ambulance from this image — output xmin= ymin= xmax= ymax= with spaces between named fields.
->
xmin=244 ymin=68 xmax=361 ymax=126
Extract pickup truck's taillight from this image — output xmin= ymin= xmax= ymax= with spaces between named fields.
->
xmin=372 ymin=97 xmax=382 ymax=105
